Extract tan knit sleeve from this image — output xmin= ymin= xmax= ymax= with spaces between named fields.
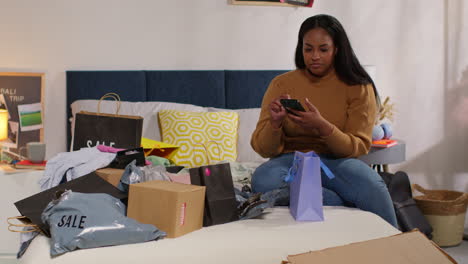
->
xmin=250 ymin=78 xmax=286 ymax=158
xmin=322 ymin=83 xmax=377 ymax=158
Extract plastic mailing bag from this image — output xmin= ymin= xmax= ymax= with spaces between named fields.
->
xmin=285 ymin=151 xmax=334 ymax=221
xmin=42 ymin=191 xmax=166 ymax=256
xmin=14 ymin=172 xmax=127 ymax=236
xmin=118 ymin=160 xmax=172 ymax=192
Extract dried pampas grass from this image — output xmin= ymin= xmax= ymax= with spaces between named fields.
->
xmin=376 ymin=96 xmax=395 ymax=125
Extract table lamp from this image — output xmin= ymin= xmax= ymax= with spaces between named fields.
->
xmin=0 ymin=109 xmax=7 ymax=141
xmin=0 ymin=109 xmax=7 ymax=163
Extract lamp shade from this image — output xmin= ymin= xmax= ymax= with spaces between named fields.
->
xmin=0 ymin=109 xmax=8 ymax=141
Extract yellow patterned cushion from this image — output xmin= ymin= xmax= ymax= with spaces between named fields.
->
xmin=158 ymin=110 xmax=239 ymax=167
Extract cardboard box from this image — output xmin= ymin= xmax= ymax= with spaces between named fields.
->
xmin=95 ymin=168 xmax=125 ymax=187
xmin=127 ymin=180 xmax=205 ymax=238
xmin=283 ymin=230 xmax=457 ymax=264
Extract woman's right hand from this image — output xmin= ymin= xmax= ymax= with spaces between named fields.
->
xmin=269 ymin=94 xmax=290 ymax=129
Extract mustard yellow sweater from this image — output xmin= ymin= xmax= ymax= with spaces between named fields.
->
xmin=251 ymin=69 xmax=377 ymax=159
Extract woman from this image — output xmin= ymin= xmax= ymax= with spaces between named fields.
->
xmin=250 ymin=14 xmax=397 ymax=227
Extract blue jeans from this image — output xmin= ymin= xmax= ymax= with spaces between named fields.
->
xmin=251 ymin=152 xmax=398 ymax=227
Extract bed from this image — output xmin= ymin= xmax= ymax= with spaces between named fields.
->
xmin=18 ymin=70 xmax=400 ymax=263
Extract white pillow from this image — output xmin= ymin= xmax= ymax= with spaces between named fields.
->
xmin=207 ymin=107 xmax=267 ymax=164
xmin=71 ymin=101 xmax=267 ymax=164
xmin=70 ymin=100 xmax=206 ymax=143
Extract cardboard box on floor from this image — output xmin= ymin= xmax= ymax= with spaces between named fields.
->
xmin=95 ymin=168 xmax=125 ymax=187
xmin=127 ymin=180 xmax=205 ymax=238
xmin=283 ymin=230 xmax=457 ymax=264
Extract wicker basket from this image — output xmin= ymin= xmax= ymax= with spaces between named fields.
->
xmin=413 ymin=184 xmax=468 ymax=247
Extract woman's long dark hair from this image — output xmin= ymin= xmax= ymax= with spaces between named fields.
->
xmin=295 ymin=14 xmax=381 ymax=108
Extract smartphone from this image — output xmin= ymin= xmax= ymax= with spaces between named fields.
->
xmin=279 ymin=99 xmax=306 ymax=115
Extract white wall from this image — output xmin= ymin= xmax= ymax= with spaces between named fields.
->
xmin=1 ymin=0 xmax=465 ymax=196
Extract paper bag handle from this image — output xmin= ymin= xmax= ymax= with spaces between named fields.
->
xmin=7 ymin=216 xmax=42 ymax=233
xmin=194 ymin=141 xmax=222 ymax=165
xmin=97 ymin=92 xmax=121 ymax=115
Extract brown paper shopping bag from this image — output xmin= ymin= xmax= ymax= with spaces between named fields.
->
xmin=72 ymin=93 xmax=143 ymax=151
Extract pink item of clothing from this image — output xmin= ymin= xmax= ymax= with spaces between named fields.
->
xmin=97 ymin=145 xmax=125 ymax=153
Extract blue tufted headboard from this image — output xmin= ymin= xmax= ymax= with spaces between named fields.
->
xmin=66 ymin=70 xmax=288 ymax=147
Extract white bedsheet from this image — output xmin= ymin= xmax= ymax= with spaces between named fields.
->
xmin=19 ymin=206 xmax=400 ymax=264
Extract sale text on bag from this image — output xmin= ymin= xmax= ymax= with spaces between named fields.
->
xmin=87 ymin=140 xmax=116 ymax=148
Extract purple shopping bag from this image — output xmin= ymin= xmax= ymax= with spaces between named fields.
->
xmin=285 ymin=151 xmax=334 ymax=221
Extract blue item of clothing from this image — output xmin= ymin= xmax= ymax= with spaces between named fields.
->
xmin=39 ymin=147 xmax=116 ymax=191
xmin=118 ymin=160 xmax=143 ymax=193
xmin=251 ymin=152 xmax=398 ymax=227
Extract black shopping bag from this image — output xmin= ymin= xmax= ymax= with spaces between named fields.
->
xmin=189 ymin=163 xmax=239 ymax=226
xmin=379 ymin=171 xmax=433 ymax=239
xmin=108 ymin=147 xmax=146 ymax=169
xmin=14 ymin=172 xmax=127 ymax=237
xmin=72 ymin=93 xmax=143 ymax=151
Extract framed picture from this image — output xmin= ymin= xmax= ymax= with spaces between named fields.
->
xmin=0 ymin=72 xmax=44 ymax=161
xmin=230 ymin=0 xmax=313 ymax=7
xmin=282 ymin=0 xmax=313 ymax=6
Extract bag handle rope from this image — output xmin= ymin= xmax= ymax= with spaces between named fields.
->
xmin=97 ymin=92 xmax=121 ymax=115
xmin=412 ymin=184 xmax=468 ymax=205
xmin=412 ymin=184 xmax=430 ymax=195
xmin=7 ymin=216 xmax=42 ymax=233
xmin=453 ymin=192 xmax=468 ymax=205
xmin=194 ymin=141 xmax=222 ymax=165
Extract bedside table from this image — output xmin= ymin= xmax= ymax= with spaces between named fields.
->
xmin=358 ymin=140 xmax=406 ymax=172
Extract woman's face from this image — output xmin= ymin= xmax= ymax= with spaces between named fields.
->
xmin=302 ymin=27 xmax=337 ymax=77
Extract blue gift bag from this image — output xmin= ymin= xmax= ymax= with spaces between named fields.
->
xmin=285 ymin=151 xmax=334 ymax=221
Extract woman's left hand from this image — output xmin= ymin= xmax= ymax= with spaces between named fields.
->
xmin=287 ymin=98 xmax=334 ymax=136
